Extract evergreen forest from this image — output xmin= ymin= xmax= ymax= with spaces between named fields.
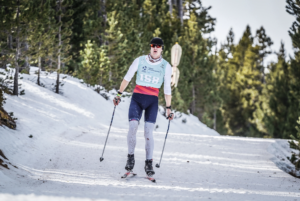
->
xmin=0 ymin=0 xmax=300 ymax=139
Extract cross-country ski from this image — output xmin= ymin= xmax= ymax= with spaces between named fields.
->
xmin=121 ymin=171 xmax=137 ymax=179
xmin=146 ymin=174 xmax=156 ymax=183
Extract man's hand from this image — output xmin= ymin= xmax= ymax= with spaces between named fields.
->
xmin=166 ymin=109 xmax=174 ymax=120
xmin=113 ymin=96 xmax=121 ymax=106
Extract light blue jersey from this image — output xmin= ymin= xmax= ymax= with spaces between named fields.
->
xmin=136 ymin=55 xmax=168 ymax=88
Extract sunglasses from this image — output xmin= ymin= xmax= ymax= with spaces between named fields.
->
xmin=150 ymin=44 xmax=162 ymax=48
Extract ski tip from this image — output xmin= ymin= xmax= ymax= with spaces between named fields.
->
xmin=146 ymin=176 xmax=156 ymax=183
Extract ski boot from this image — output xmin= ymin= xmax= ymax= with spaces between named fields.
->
xmin=125 ymin=154 xmax=135 ymax=171
xmin=144 ymin=159 xmax=155 ymax=176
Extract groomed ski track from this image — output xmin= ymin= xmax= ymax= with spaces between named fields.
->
xmin=0 ymin=68 xmax=300 ymax=201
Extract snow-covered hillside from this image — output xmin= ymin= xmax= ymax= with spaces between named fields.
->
xmin=0 ymin=68 xmax=300 ymax=201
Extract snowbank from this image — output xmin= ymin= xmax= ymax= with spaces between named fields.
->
xmin=269 ymin=139 xmax=300 ymax=177
xmin=0 ymin=67 xmax=219 ymax=136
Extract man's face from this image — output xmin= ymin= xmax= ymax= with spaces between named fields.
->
xmin=150 ymin=44 xmax=163 ymax=59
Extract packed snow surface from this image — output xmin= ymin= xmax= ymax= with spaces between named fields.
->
xmin=0 ymin=68 xmax=300 ymax=201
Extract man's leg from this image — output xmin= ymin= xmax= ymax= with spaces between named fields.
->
xmin=144 ymin=95 xmax=158 ymax=175
xmin=127 ymin=120 xmax=139 ymax=155
xmin=125 ymin=94 xmax=143 ymax=171
xmin=144 ymin=122 xmax=155 ymax=159
xmin=144 ymin=95 xmax=158 ymax=159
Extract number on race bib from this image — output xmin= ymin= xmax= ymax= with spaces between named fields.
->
xmin=152 ymin=76 xmax=159 ymax=84
xmin=140 ymin=74 xmax=160 ymax=84
xmin=145 ymin=75 xmax=151 ymax=82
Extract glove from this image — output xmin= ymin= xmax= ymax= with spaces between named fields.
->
xmin=166 ymin=109 xmax=174 ymax=120
xmin=113 ymin=96 xmax=121 ymax=106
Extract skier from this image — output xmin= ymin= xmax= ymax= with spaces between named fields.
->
xmin=113 ymin=37 xmax=174 ymax=176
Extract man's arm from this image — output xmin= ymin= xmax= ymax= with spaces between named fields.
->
xmin=165 ymin=94 xmax=173 ymax=120
xmin=165 ymin=94 xmax=171 ymax=107
xmin=113 ymin=58 xmax=139 ymax=106
xmin=113 ymin=79 xmax=130 ymax=106
xmin=164 ymin=63 xmax=174 ymax=120
xmin=118 ymin=79 xmax=129 ymax=93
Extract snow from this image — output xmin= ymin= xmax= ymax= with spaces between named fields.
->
xmin=0 ymin=67 xmax=300 ymax=201
xmin=269 ymin=140 xmax=300 ymax=177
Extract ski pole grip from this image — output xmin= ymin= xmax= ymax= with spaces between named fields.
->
xmin=166 ymin=113 xmax=174 ymax=119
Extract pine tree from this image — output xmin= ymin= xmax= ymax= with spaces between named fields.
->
xmin=288 ymin=117 xmax=300 ymax=170
xmin=173 ymin=2 xmax=216 ymax=117
xmin=0 ymin=0 xmax=31 ymax=96
xmin=12 ymin=0 xmax=22 ymax=95
xmin=27 ymin=0 xmax=55 ymax=85
xmin=54 ymin=0 xmax=73 ymax=94
xmin=68 ymin=0 xmax=105 ymax=72
xmin=0 ymin=1 xmax=13 ymax=68
xmin=286 ymin=0 xmax=300 ymax=137
xmin=253 ymin=43 xmax=290 ymax=138
xmin=79 ymin=40 xmax=110 ymax=90
xmin=105 ymin=0 xmax=143 ymax=90
xmin=81 ymin=0 xmax=106 ymax=46
xmin=215 ymin=29 xmax=235 ymax=134
xmin=255 ymin=27 xmax=273 ymax=83
xmin=219 ymin=26 xmax=272 ymax=136
xmin=218 ymin=27 xmax=253 ymax=135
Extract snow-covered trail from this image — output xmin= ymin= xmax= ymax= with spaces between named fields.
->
xmin=1 ymin=68 xmax=300 ymax=201
xmin=2 ymin=128 xmax=300 ymax=201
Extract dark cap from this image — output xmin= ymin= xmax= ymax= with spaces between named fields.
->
xmin=150 ymin=37 xmax=164 ymax=45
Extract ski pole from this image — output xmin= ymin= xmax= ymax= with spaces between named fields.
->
xmin=100 ymin=104 xmax=117 ymax=162
xmin=156 ymin=114 xmax=172 ymax=168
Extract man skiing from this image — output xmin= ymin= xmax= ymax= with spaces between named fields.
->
xmin=113 ymin=37 xmax=174 ymax=176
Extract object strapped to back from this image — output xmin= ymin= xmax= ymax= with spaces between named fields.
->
xmin=171 ymin=43 xmax=182 ymax=88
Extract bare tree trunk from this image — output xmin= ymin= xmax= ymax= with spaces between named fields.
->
xmin=100 ymin=0 xmax=106 ymax=45
xmin=179 ymin=0 xmax=183 ymax=25
xmin=37 ymin=43 xmax=41 ymax=86
xmin=8 ymin=34 xmax=12 ymax=49
xmin=13 ymin=48 xmax=19 ymax=95
xmin=56 ymin=0 xmax=61 ymax=94
xmin=38 ymin=55 xmax=41 ymax=85
xmin=48 ymin=9 xmax=52 ymax=71
xmin=49 ymin=55 xmax=53 ymax=69
xmin=173 ymin=0 xmax=177 ymax=7
xmin=13 ymin=1 xmax=20 ymax=96
xmin=169 ymin=0 xmax=172 ymax=14
xmin=213 ymin=108 xmax=217 ymax=130
xmin=24 ymin=39 xmax=29 ymax=72
xmin=191 ymin=83 xmax=195 ymax=114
